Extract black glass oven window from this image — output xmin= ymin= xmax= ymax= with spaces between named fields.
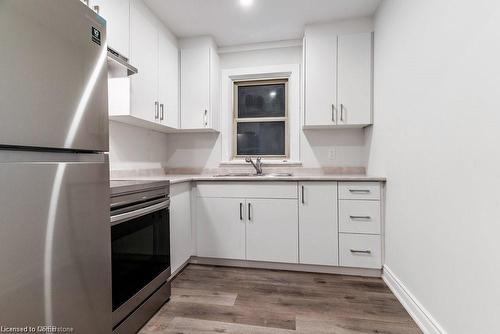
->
xmin=237 ymin=84 xmax=285 ymax=118
xmin=111 ymin=209 xmax=170 ymax=311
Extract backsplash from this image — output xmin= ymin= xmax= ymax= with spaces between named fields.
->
xmin=110 ymin=166 xmax=366 ymax=179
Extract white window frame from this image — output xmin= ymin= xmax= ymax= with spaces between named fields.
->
xmin=232 ymin=78 xmax=289 ymax=159
xmin=220 ymin=64 xmax=301 ymax=165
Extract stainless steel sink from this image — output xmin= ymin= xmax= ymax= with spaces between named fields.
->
xmin=213 ymin=172 xmax=255 ymax=177
xmin=212 ymin=172 xmax=292 ymax=177
xmin=265 ymin=173 xmax=293 ymax=177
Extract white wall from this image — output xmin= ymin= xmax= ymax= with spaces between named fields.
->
xmin=220 ymin=45 xmax=302 ymax=69
xmin=165 ymin=132 xmax=221 ymax=169
xmin=367 ymin=1 xmax=500 ymax=333
xmin=167 ymin=19 xmax=373 ymax=169
xmin=109 ymin=120 xmax=169 ymax=171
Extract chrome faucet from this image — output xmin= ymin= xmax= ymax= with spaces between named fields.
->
xmin=245 ymin=156 xmax=263 ymax=175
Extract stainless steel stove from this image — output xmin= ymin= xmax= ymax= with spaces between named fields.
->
xmin=110 ymin=180 xmax=171 ymax=334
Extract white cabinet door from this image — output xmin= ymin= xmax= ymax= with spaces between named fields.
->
xmin=338 ymin=33 xmax=373 ymax=126
xmin=92 ymin=0 xmax=130 ymax=58
xmin=196 ymin=197 xmax=246 ymax=260
xmin=339 ymin=200 xmax=380 ymax=235
xmin=180 ymin=47 xmax=210 ymax=129
xmin=298 ymin=182 xmax=338 ymax=266
xmin=208 ymin=48 xmax=220 ymax=130
xmin=170 ymin=183 xmax=192 ymax=274
xmin=304 ymin=29 xmax=337 ymax=126
xmin=246 ymin=199 xmax=298 ymax=264
xmin=339 ymin=234 xmax=381 ymax=269
xmin=130 ymin=0 xmax=158 ymax=123
xmin=158 ymin=29 xmax=179 ymax=128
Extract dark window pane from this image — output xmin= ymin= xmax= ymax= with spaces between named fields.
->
xmin=237 ymin=83 xmax=285 ymax=118
xmin=237 ymin=122 xmax=285 ymax=156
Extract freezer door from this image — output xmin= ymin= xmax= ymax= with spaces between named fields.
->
xmin=0 ymin=153 xmax=111 ymax=333
xmin=0 ymin=0 xmax=108 ymax=151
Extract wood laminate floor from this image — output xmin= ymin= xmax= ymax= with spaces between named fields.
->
xmin=140 ymin=264 xmax=422 ymax=334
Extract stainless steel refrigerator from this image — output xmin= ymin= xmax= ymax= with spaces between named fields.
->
xmin=0 ymin=1 xmax=111 ymax=332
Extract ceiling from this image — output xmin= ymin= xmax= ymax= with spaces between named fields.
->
xmin=144 ymin=0 xmax=381 ymax=47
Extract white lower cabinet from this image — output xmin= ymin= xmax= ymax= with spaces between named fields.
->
xmin=339 ymin=200 xmax=380 ymax=234
xmin=170 ymin=183 xmax=193 ymax=274
xmin=195 ymin=181 xmax=383 ymax=271
xmin=338 ymin=181 xmax=383 ymax=269
xmin=195 ymin=182 xmax=298 ymax=263
xmin=196 ymin=197 xmax=246 ymax=260
xmin=339 ymin=234 xmax=381 ymax=269
xmin=298 ymin=182 xmax=338 ymax=266
xmin=246 ymin=199 xmax=298 ymax=264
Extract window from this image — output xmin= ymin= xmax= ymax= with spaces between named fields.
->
xmin=233 ymin=79 xmax=288 ymax=158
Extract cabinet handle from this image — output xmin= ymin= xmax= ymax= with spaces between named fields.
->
xmin=239 ymin=202 xmax=243 ymax=220
xmin=340 ymin=104 xmax=345 ymax=122
xmin=301 ymin=185 xmax=305 ymax=204
xmin=203 ymin=109 xmax=208 ymax=127
xmin=349 ymin=189 xmax=370 ymax=193
xmin=154 ymin=101 xmax=159 ymax=119
xmin=350 ymin=249 xmax=372 ymax=254
xmin=349 ymin=215 xmax=371 ymax=220
xmin=331 ymin=104 xmax=336 ymax=122
xmin=160 ymin=104 xmax=164 ymax=121
xmin=93 ymin=5 xmax=100 ymax=13
xmin=248 ymin=202 xmax=251 ymax=221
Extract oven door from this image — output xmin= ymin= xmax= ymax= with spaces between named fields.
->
xmin=111 ymin=200 xmax=170 ymax=327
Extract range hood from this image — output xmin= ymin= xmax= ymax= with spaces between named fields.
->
xmin=107 ymin=47 xmax=138 ymax=77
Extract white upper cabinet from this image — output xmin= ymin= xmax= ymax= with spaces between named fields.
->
xmin=180 ymin=38 xmax=220 ymax=131
xmin=304 ymin=28 xmax=338 ymax=126
xmin=130 ymin=0 xmax=158 ymax=123
xmin=304 ymin=25 xmax=373 ymax=128
xmin=337 ymin=33 xmax=373 ymax=126
xmin=103 ymin=0 xmax=180 ymax=131
xmin=92 ymin=0 xmax=130 ymax=57
xmin=181 ymin=48 xmax=210 ymax=129
xmin=158 ymin=28 xmax=180 ymax=128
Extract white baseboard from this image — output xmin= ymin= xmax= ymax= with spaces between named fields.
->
xmin=190 ymin=257 xmax=382 ymax=277
xmin=382 ymin=265 xmax=446 ymax=334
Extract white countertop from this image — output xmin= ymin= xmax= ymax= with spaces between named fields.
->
xmin=111 ymin=174 xmax=386 ymax=185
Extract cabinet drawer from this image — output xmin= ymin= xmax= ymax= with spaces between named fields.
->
xmin=339 ymin=182 xmax=380 ymax=200
xmin=196 ymin=182 xmax=298 ymax=199
xmin=339 ymin=234 xmax=381 ymax=269
xmin=339 ymin=200 xmax=380 ymax=234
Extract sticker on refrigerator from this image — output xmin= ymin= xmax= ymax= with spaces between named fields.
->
xmin=91 ymin=27 xmax=101 ymax=45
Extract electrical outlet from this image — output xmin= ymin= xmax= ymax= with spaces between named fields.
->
xmin=328 ymin=148 xmax=336 ymax=161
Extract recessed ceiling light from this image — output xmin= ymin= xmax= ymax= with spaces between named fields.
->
xmin=239 ymin=0 xmax=254 ymax=8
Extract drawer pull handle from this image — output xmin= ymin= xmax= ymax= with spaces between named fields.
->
xmin=349 ymin=215 xmax=371 ymax=220
xmin=350 ymin=249 xmax=372 ymax=254
xmin=349 ymin=189 xmax=370 ymax=193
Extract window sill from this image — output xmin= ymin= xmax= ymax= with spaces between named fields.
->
xmin=220 ymin=160 xmax=303 ymax=167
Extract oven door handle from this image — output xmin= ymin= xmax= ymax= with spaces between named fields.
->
xmin=110 ymin=200 xmax=169 ymax=226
